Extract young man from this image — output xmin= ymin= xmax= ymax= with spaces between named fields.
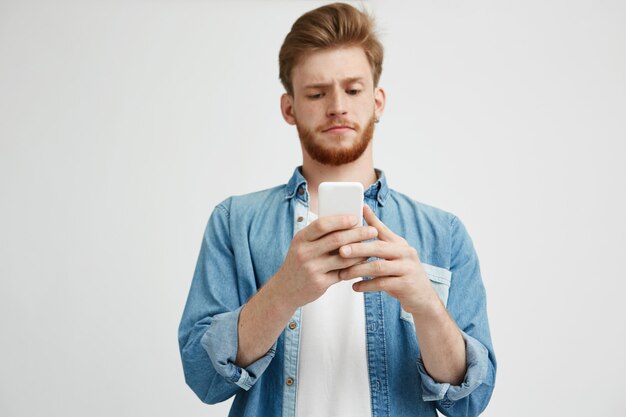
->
xmin=179 ymin=3 xmax=496 ymax=417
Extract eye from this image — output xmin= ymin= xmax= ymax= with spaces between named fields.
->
xmin=346 ymin=89 xmax=361 ymax=96
xmin=307 ymin=93 xmax=324 ymax=100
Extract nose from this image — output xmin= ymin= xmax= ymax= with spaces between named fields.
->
xmin=326 ymin=88 xmax=347 ymax=118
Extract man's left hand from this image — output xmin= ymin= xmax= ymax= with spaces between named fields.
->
xmin=338 ymin=204 xmax=441 ymax=316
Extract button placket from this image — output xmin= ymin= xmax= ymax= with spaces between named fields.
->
xmin=294 ymin=200 xmax=308 ymax=233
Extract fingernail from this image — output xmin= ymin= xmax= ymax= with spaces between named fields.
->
xmin=341 ymin=246 xmax=352 ymax=256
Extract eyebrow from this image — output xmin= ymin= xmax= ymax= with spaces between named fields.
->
xmin=303 ymin=77 xmax=365 ymax=89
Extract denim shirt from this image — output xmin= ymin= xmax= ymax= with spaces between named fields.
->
xmin=178 ymin=167 xmax=496 ymax=417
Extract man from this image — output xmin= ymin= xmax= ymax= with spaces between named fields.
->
xmin=179 ymin=3 xmax=496 ymax=417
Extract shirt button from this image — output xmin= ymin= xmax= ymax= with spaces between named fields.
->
xmin=368 ymin=321 xmax=378 ymax=333
xmin=286 ymin=377 xmax=294 ymax=386
xmin=296 ymin=216 xmax=304 ymax=223
xmin=298 ymin=187 xmax=305 ymax=195
xmin=289 ymin=322 xmax=297 ymax=330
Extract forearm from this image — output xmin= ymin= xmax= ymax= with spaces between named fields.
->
xmin=236 ymin=274 xmax=297 ymax=368
xmin=412 ymin=300 xmax=466 ymax=385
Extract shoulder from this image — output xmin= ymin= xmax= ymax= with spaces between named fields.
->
xmin=386 ymin=188 xmax=458 ymax=229
xmin=215 ymin=184 xmax=287 ymax=216
xmin=205 ymin=184 xmax=288 ymax=241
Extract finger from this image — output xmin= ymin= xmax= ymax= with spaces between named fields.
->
xmin=321 ymin=256 xmax=370 ymax=275
xmin=363 ymin=205 xmax=401 ymax=243
xmin=352 ymin=276 xmax=399 ymax=293
xmin=312 ymin=226 xmax=378 ymax=257
xmin=339 ymin=259 xmax=406 ymax=280
xmin=339 ymin=240 xmax=402 ymax=260
xmin=300 ymin=215 xmax=359 ymax=242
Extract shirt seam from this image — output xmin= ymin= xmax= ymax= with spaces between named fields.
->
xmin=215 ymin=203 xmax=230 ymax=219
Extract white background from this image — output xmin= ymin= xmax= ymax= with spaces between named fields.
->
xmin=1 ymin=0 xmax=625 ymax=416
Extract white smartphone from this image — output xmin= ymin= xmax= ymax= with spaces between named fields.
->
xmin=318 ymin=182 xmax=364 ymax=225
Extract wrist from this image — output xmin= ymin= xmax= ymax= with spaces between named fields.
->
xmin=408 ymin=294 xmax=446 ymax=321
xmin=266 ymin=270 xmax=300 ymax=316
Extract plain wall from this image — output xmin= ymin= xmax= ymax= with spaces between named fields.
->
xmin=1 ymin=0 xmax=625 ymax=416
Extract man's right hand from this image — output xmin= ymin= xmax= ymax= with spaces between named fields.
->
xmin=274 ymin=214 xmax=378 ymax=309
xmin=236 ymin=214 xmax=377 ymax=368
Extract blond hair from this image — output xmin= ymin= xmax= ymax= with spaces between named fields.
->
xmin=279 ymin=2 xmax=384 ymax=95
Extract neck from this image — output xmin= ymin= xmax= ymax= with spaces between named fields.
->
xmin=301 ymin=143 xmax=377 ymax=213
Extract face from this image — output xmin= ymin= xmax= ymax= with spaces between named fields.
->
xmin=281 ymin=46 xmax=385 ymax=166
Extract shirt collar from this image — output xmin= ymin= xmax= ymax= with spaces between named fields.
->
xmin=365 ymin=169 xmax=390 ymax=206
xmin=284 ymin=166 xmax=390 ymax=206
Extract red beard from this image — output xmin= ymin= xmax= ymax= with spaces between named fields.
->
xmin=296 ymin=115 xmax=376 ymax=166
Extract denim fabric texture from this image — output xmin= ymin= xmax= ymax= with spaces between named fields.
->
xmin=178 ymin=167 xmax=496 ymax=417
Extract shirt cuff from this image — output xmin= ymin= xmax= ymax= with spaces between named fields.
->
xmin=200 ymin=306 xmax=277 ymax=391
xmin=417 ymin=330 xmax=489 ymax=402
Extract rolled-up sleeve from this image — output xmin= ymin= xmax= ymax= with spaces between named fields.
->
xmin=417 ymin=330 xmax=490 ymax=401
xmin=417 ymin=216 xmax=497 ymax=416
xmin=178 ymin=202 xmax=276 ymax=404
xmin=200 ymin=307 xmax=277 ymax=391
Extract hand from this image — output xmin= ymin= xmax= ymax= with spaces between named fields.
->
xmin=274 ymin=214 xmax=378 ymax=309
xmin=338 ymin=205 xmax=441 ymax=316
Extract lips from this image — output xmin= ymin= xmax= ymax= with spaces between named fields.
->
xmin=322 ymin=125 xmax=355 ymax=133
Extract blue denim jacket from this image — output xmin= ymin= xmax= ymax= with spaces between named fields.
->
xmin=179 ymin=167 xmax=496 ymax=417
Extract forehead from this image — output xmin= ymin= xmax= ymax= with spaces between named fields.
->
xmin=291 ymin=46 xmax=373 ymax=88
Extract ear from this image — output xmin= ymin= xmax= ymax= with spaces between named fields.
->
xmin=280 ymin=93 xmax=297 ymax=125
xmin=374 ymin=87 xmax=386 ymax=120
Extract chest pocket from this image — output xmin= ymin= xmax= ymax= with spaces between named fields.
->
xmin=400 ymin=263 xmax=452 ymax=324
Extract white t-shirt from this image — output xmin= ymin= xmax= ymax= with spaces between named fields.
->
xmin=295 ymin=210 xmax=372 ymax=417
